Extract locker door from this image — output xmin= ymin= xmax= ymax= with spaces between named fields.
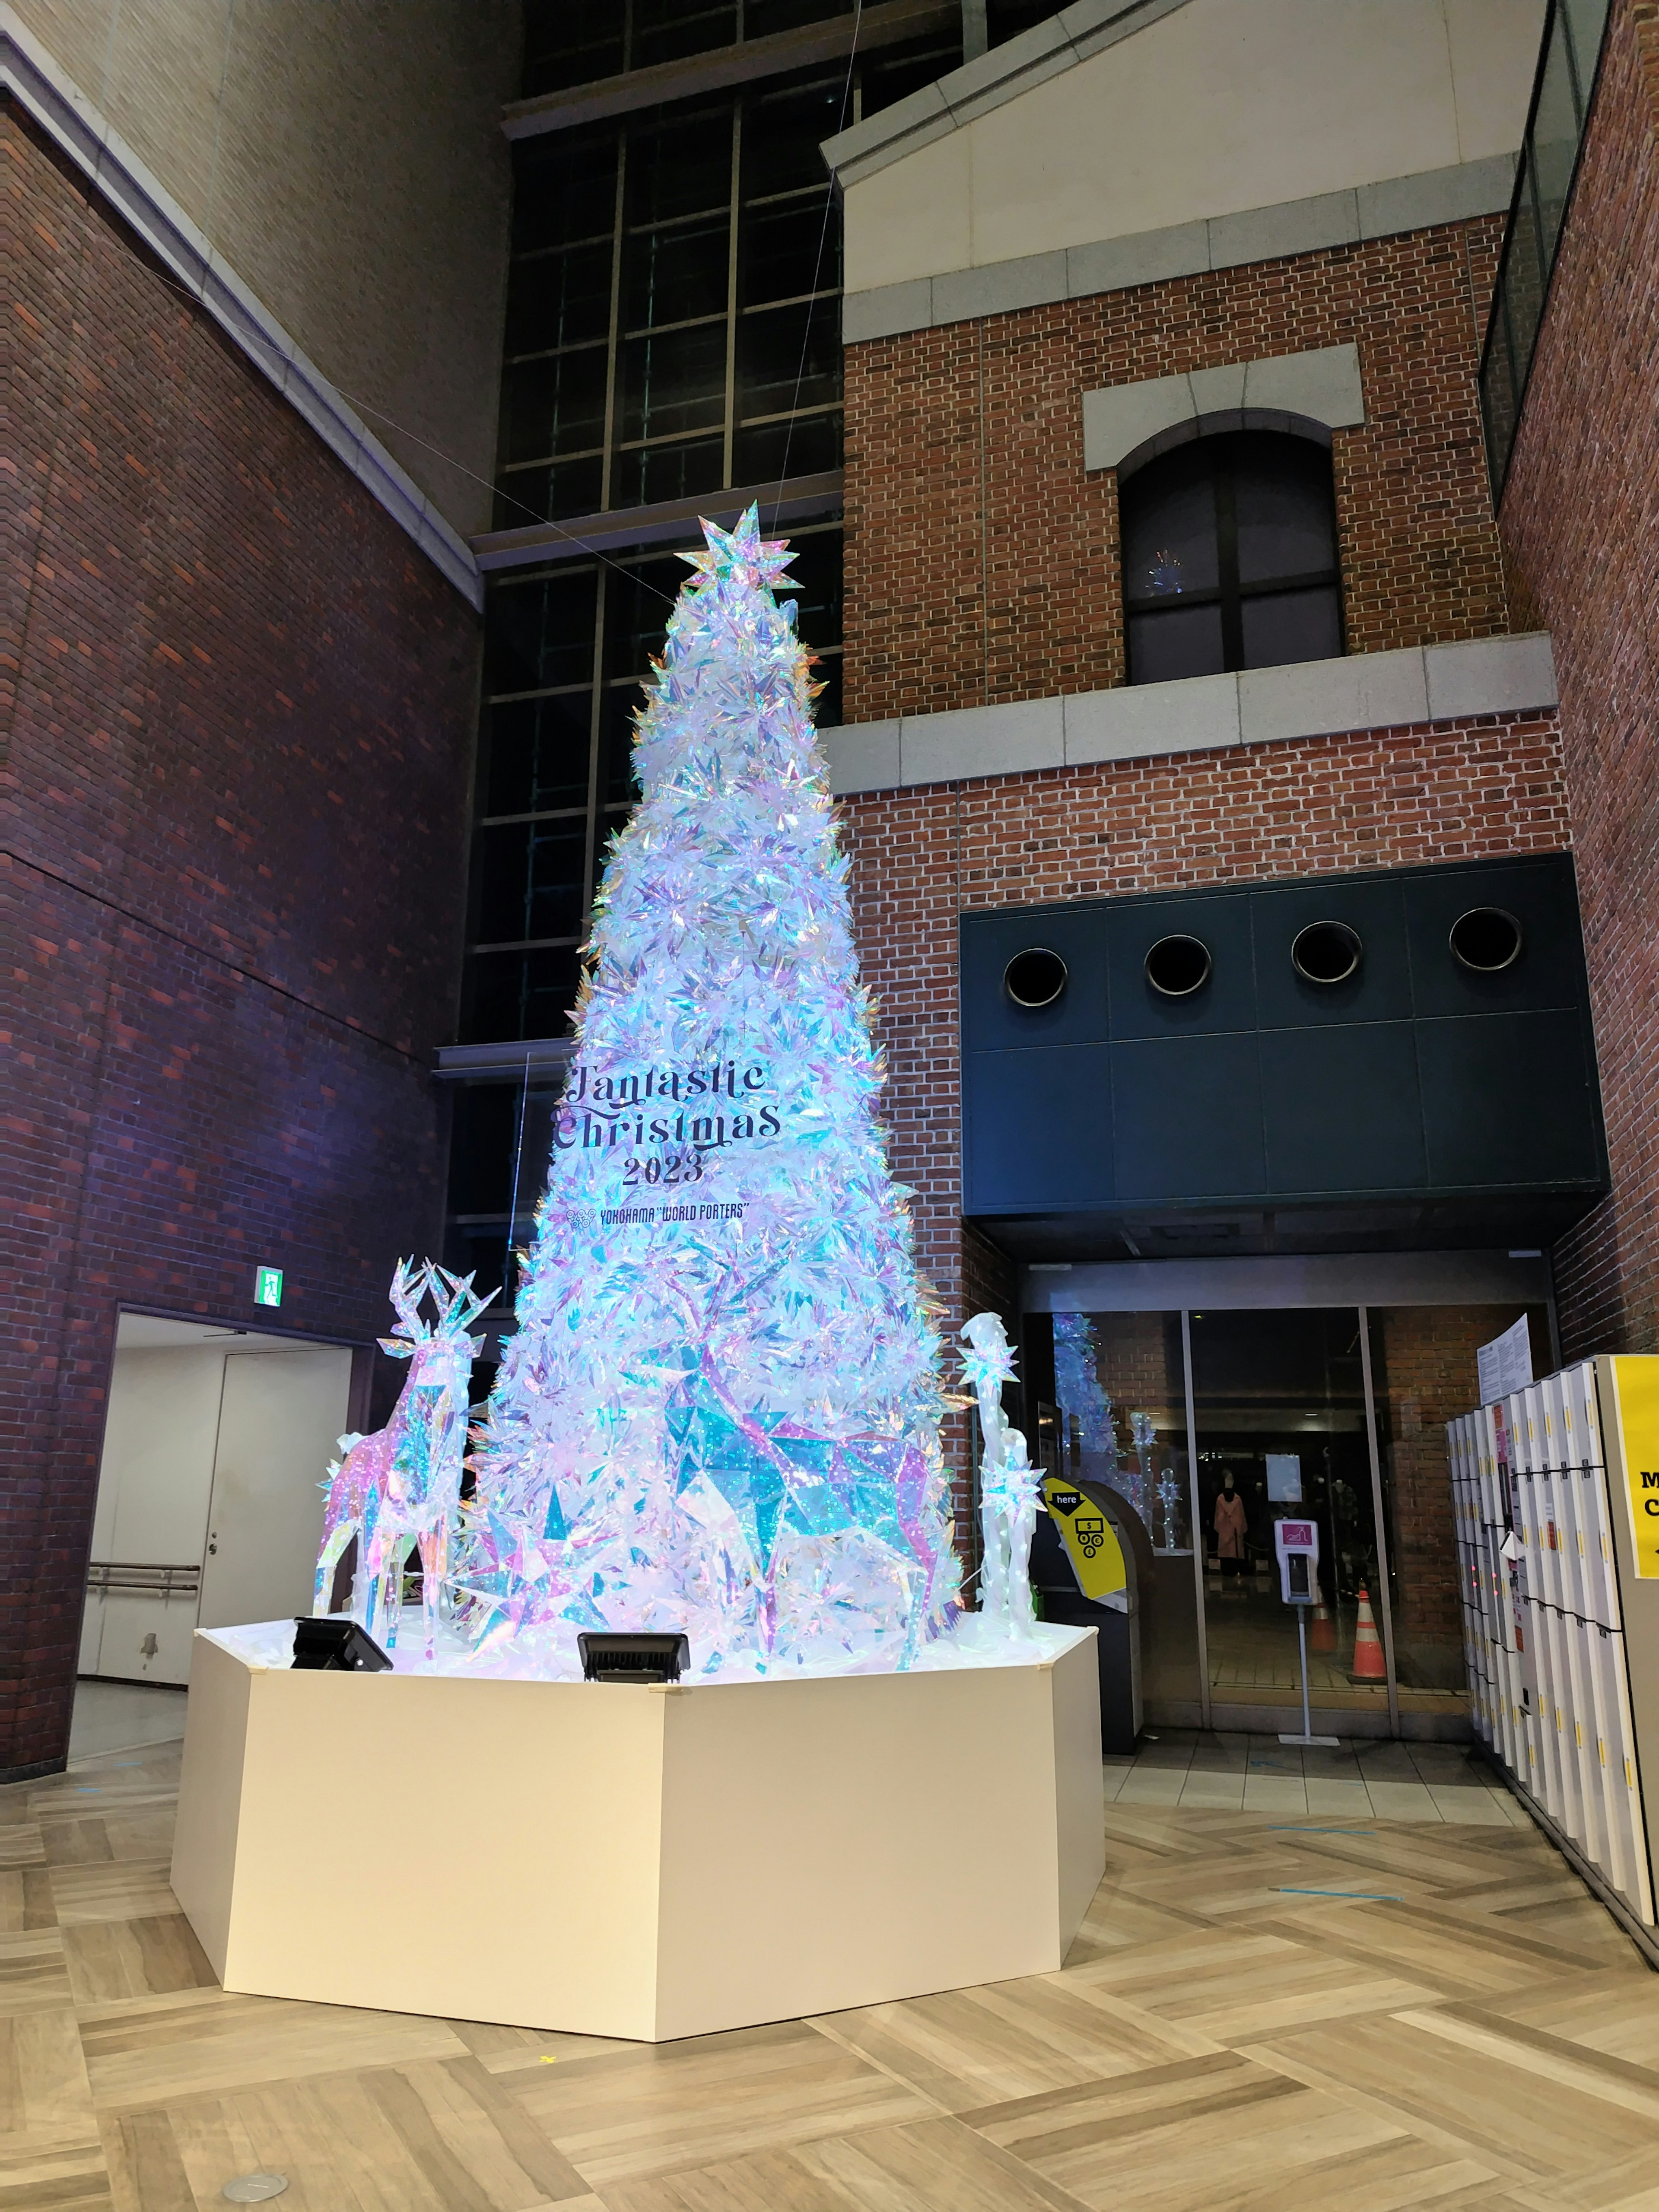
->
xmin=1601 ymin=1628 xmax=1656 ymax=1923
xmin=1588 ymin=1621 xmax=1643 ymax=1906
xmin=1564 ymin=1605 xmax=1613 ymax=1874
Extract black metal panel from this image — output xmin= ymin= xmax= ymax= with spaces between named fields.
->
xmin=1111 ymin=1035 xmax=1265 ymax=1200
xmin=959 ymin=906 xmax=1112 ymax=1054
xmin=1404 ymin=857 xmax=1588 ymax=1018
xmin=1252 ymin=874 xmax=1414 ymax=1029
xmin=1419 ymin=1009 xmax=1604 ymax=1188
xmin=958 ymin=852 xmax=1608 ymax=1243
xmin=1106 ymin=890 xmax=1256 ymax=1039
xmin=1260 ymin=1024 xmax=1427 ymax=1192
xmin=960 ymin=1044 xmax=1115 ymax=1211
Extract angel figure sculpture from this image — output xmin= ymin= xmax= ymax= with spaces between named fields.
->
xmin=314 ymin=1259 xmax=494 ymax=1657
xmin=960 ymin=1311 xmax=1042 ymax=1642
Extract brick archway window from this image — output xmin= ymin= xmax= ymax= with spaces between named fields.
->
xmin=1119 ymin=429 xmax=1343 ymax=686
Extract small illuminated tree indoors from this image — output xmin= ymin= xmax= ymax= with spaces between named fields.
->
xmin=458 ymin=508 xmax=958 ymax=1676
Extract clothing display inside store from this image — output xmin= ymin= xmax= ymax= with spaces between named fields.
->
xmin=1213 ymin=1475 xmax=1249 ymax=1578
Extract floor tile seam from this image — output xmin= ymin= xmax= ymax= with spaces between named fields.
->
xmin=952 ymin=2043 xmax=1259 ymax=2130
xmin=917 ymin=2110 xmax=1101 ymax=2212
xmin=549 ymin=2093 xmax=987 ymax=2196
xmin=1230 ymin=2036 xmax=1545 ymax=2187
xmin=1039 ymin=1979 xmax=1231 ymax=2063
xmin=78 ymin=2022 xmax=477 ymax=2099
xmin=1358 ymin=1896 xmax=1624 ymax=1972
xmin=796 ymin=2015 xmax=964 ymax=2113
xmin=1389 ymin=2004 xmax=1659 ymax=2120
xmin=1246 ymin=1918 xmax=1545 ymax=2002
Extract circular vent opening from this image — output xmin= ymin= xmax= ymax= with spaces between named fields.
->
xmin=1144 ymin=934 xmax=1212 ymax=997
xmin=1450 ymin=905 xmax=1523 ymax=973
xmin=1291 ymin=920 xmax=1363 ymax=985
xmin=1004 ymin=947 xmax=1068 ymax=1008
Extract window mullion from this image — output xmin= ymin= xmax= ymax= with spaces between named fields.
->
xmin=1215 ymin=464 xmax=1244 ymax=671
xmin=722 ymin=104 xmax=742 ymax=488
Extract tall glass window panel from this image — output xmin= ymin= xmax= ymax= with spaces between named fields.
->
xmin=623 ymin=216 xmax=731 ymax=333
xmin=620 ymin=320 xmax=728 ymax=444
xmin=610 ymin=436 xmax=727 ymax=512
xmin=743 ymin=79 xmax=852 ymax=196
xmin=1530 ymin=5 xmax=1586 ymax=268
xmin=485 ymin=569 xmax=598 ymax=699
xmin=505 ymin=244 xmax=614 ymax=359
xmin=498 ymin=349 xmax=608 ymax=470
xmin=482 ymin=693 xmax=594 ymax=822
xmin=746 ymin=0 xmax=856 ymax=39
xmin=1189 ymin=1307 xmax=1381 ymax=1720
xmin=1121 ymin=432 xmax=1342 ymax=684
xmin=464 ymin=944 xmax=585 ymax=1047
xmin=473 ymin=818 xmax=588 ymax=949
xmin=521 ymin=0 xmax=625 ymax=99
xmin=512 ymin=133 xmax=617 ymax=256
xmin=739 ymin=298 xmax=841 ymax=422
xmin=733 ymin=411 xmax=842 ymax=488
xmin=632 ymin=0 xmax=737 ymax=71
xmin=741 ymin=193 xmax=839 ymax=307
xmin=1024 ymin=1310 xmax=1200 ymax=1716
xmin=626 ymin=110 xmax=732 ymax=229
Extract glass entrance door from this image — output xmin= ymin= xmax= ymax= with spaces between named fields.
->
xmin=1187 ymin=1307 xmax=1387 ymax=1723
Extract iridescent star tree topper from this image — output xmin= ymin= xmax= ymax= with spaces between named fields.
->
xmin=461 ymin=506 xmax=958 ymax=1675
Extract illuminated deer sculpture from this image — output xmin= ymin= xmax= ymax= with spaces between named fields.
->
xmin=314 ymin=1260 xmax=493 ymax=1657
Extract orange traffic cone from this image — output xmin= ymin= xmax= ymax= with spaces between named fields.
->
xmin=1351 ymin=1585 xmax=1386 ymax=1680
xmin=1309 ymin=1591 xmax=1337 ymax=1653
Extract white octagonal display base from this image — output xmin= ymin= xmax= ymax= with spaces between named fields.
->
xmin=172 ymin=1621 xmax=1104 ymax=2042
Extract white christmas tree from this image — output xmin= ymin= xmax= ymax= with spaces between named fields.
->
xmin=462 ymin=507 xmax=958 ymax=1675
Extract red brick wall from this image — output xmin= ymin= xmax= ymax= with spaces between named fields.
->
xmin=1498 ymin=0 xmax=1659 ymax=1358
xmin=4 ymin=115 xmax=481 ymax=1778
xmin=847 ymin=710 xmax=1570 ymax=1516
xmin=844 ymin=218 xmax=1509 ymax=724
xmin=1369 ymin=1304 xmax=1536 ymax=1665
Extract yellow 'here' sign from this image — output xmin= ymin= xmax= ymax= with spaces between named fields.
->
xmin=1042 ymin=1476 xmax=1127 ymax=1603
xmin=1612 ymin=1356 xmax=1659 ymax=1580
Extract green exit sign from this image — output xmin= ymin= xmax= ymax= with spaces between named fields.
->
xmin=254 ymin=1266 xmax=284 ymax=1309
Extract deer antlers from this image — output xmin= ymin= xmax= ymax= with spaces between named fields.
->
xmin=379 ymin=1259 xmax=498 ymax=1361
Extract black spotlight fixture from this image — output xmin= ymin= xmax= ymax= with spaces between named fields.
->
xmin=291 ymin=1617 xmax=393 ymax=1672
xmin=1144 ymin=933 xmax=1212 ymax=997
xmin=578 ymin=1632 xmax=691 ymax=1683
xmin=1449 ymin=905 xmax=1523 ymax=972
xmin=1291 ymin=919 xmax=1362 ymax=984
xmin=1004 ymin=947 xmax=1068 ymax=1007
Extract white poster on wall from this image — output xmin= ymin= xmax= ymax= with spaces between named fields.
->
xmin=1477 ymin=1314 xmax=1533 ymax=1407
xmin=1265 ymin=1453 xmax=1303 ymax=1501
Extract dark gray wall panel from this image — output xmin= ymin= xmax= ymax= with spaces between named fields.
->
xmin=1252 ymin=875 xmax=1413 ymax=1029
xmin=1261 ymin=1024 xmax=1427 ymax=1192
xmin=1405 ymin=858 xmax=1588 ymax=1018
xmin=959 ymin=906 xmax=1111 ymax=1053
xmin=961 ymin=1043 xmax=1116 ymax=1210
xmin=958 ymin=854 xmax=1607 ymax=1224
xmin=1419 ymin=1011 xmax=1603 ymax=1188
xmin=1107 ymin=891 xmax=1255 ymax=1040
xmin=1110 ymin=1034 xmax=1265 ymax=1199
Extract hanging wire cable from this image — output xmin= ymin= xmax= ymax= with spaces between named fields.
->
xmin=136 ymin=257 xmax=680 ymax=604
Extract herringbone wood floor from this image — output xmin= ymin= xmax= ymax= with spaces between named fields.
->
xmin=3 ymin=1735 xmax=1658 ymax=2211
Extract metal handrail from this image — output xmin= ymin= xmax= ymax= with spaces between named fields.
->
xmin=86 ymin=1560 xmax=202 ymax=1597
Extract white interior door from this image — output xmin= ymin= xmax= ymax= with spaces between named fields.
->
xmin=197 ymin=1348 xmax=353 ymax=1632
xmin=83 ymin=1345 xmax=226 ymax=1685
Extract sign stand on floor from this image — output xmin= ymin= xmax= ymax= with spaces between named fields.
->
xmin=1275 ymin=1519 xmax=1339 ymax=1748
